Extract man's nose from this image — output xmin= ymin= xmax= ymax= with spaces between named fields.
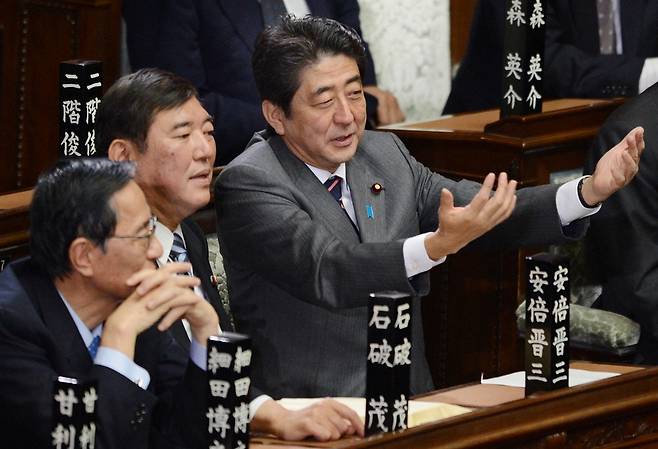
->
xmin=333 ymin=97 xmax=355 ymax=125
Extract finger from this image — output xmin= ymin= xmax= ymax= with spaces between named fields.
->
xmin=158 ymin=304 xmax=193 ymax=331
xmin=391 ymin=98 xmax=405 ymax=123
xmin=635 ymin=126 xmax=646 ymax=156
xmin=326 ymin=400 xmax=364 ymax=437
xmin=627 ymin=126 xmax=645 ymax=159
xmin=162 ymin=262 xmax=194 ymax=276
xmin=439 ymin=187 xmax=455 ymax=215
xmin=468 ymin=173 xmax=496 ymax=212
xmin=624 ymin=128 xmax=639 ymax=160
xmin=135 ymin=263 xmax=196 ymax=296
xmin=321 ymin=407 xmax=350 ymax=437
xmin=146 ymin=276 xmax=200 ymax=309
xmin=377 ymin=102 xmax=392 ymax=125
xmin=491 ymin=179 xmax=517 ymax=225
xmin=384 ymin=93 xmax=398 ymax=123
xmin=125 ymin=267 xmax=160 ymax=288
xmin=303 ymin=419 xmax=332 ymax=442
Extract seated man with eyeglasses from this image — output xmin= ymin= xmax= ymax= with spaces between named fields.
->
xmin=0 ymin=158 xmax=220 ymax=448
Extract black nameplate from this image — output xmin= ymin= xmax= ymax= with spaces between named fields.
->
xmin=525 ymin=253 xmax=570 ymax=396
xmin=59 ymin=61 xmax=102 ymax=158
xmin=207 ymin=332 xmax=251 ymax=449
xmin=500 ymin=0 xmax=546 ymax=117
xmin=51 ymin=376 xmax=98 ymax=449
xmin=365 ymin=291 xmax=412 ymax=436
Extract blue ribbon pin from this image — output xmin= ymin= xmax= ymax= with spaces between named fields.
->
xmin=366 ymin=204 xmax=374 ymax=219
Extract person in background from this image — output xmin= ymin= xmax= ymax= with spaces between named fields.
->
xmin=444 ymin=0 xmax=658 ymax=114
xmin=123 ymin=0 xmax=405 ymax=164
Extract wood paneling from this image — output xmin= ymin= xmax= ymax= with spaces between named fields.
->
xmin=0 ymin=0 xmax=121 ymax=194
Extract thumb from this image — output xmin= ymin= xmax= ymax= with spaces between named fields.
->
xmin=439 ymin=188 xmax=454 ymax=212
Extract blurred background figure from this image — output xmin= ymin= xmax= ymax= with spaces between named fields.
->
xmin=123 ymin=0 xmax=405 ymax=165
xmin=444 ymin=0 xmax=658 ymax=115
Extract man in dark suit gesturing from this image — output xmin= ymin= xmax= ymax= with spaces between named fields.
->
xmin=215 ymin=16 xmax=644 ymax=399
xmin=0 ymin=159 xmax=218 ymax=448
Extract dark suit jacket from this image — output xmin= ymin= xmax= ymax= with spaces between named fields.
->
xmin=215 ymin=129 xmax=586 ymax=399
xmin=585 ymin=83 xmax=658 ymax=363
xmin=168 ymin=219 xmax=234 ymax=350
xmin=444 ymin=0 xmax=658 ymax=114
xmin=125 ymin=0 xmax=378 ymax=164
xmin=443 ymin=0 xmax=507 ymax=114
xmin=0 ymin=258 xmax=207 ymax=449
xmin=545 ymin=0 xmax=658 ymax=98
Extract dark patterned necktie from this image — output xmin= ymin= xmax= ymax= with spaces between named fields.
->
xmin=88 ymin=335 xmax=100 ymax=359
xmin=324 ymin=175 xmax=359 ymax=236
xmin=324 ymin=175 xmax=345 ymax=209
xmin=169 ymin=233 xmax=190 ymax=264
xmin=597 ymin=0 xmax=616 ymax=55
xmin=169 ymin=232 xmax=193 ymax=277
xmin=260 ymin=0 xmax=288 ymax=26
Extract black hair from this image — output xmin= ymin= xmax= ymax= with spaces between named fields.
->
xmin=30 ymin=158 xmax=135 ymax=279
xmin=252 ymin=15 xmax=367 ymax=115
xmin=95 ymin=68 xmax=198 ymax=155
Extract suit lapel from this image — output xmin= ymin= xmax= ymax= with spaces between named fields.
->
xmin=270 ymin=136 xmax=360 ymax=243
xmin=347 ymin=153 xmax=387 ymax=243
xmin=182 ymin=221 xmax=234 ymax=332
xmin=217 ymin=0 xmax=263 ymax=52
xmin=23 ymin=264 xmax=92 ymax=372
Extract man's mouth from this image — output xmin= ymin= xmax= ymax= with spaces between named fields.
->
xmin=190 ymin=169 xmax=211 ymax=181
xmin=332 ymin=133 xmax=354 ymax=146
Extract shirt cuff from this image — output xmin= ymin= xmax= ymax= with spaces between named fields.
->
xmin=189 ymin=338 xmax=207 ymax=370
xmin=555 ymin=177 xmax=601 ymax=226
xmin=249 ymin=394 xmax=273 ymax=421
xmin=95 ymin=346 xmax=151 ymax=390
xmin=639 ymin=58 xmax=658 ymax=93
xmin=403 ymin=232 xmax=446 ymax=278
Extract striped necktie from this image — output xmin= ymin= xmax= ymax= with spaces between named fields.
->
xmin=324 ymin=175 xmax=359 ymax=236
xmin=324 ymin=175 xmax=345 ymax=209
xmin=169 ymin=232 xmax=193 ymax=276
xmin=169 ymin=232 xmax=190 ymax=264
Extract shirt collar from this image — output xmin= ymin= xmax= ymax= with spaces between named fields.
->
xmin=155 ymin=221 xmax=184 ymax=267
xmin=306 ymin=162 xmax=347 ymax=185
xmin=57 ymin=290 xmax=102 ymax=348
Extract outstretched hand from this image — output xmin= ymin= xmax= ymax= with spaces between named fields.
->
xmin=425 ymin=172 xmax=517 ymax=260
xmin=582 ymin=126 xmax=644 ymax=205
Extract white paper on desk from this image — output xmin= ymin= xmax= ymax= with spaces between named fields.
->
xmin=481 ymin=368 xmax=619 ymax=388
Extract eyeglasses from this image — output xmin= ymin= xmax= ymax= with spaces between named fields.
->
xmin=110 ymin=215 xmax=158 ymax=241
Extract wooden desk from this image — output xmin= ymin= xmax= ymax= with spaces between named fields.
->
xmin=380 ymin=99 xmax=625 ymax=389
xmin=0 ymin=189 xmax=33 ymax=269
xmin=253 ymin=362 xmax=658 ymax=449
